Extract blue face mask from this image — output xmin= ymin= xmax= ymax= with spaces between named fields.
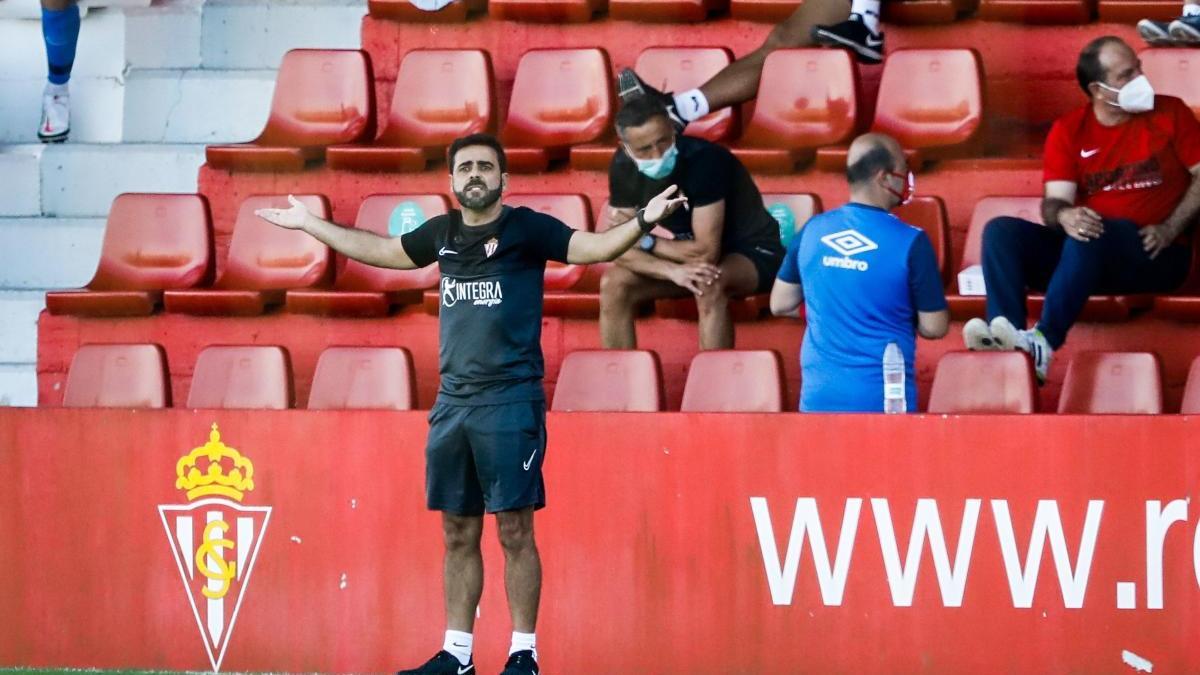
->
xmin=630 ymin=143 xmax=678 ymax=180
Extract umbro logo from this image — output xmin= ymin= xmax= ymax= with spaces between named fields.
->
xmin=821 ymin=229 xmax=878 ymax=257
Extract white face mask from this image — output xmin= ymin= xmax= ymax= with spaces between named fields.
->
xmin=1098 ymin=74 xmax=1155 ymax=114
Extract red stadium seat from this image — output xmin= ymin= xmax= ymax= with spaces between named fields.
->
xmin=46 ymin=194 xmax=212 ymax=317
xmin=633 ymin=47 xmax=735 ymax=141
xmin=977 ymin=0 xmax=1092 ymax=22
xmin=763 ymin=193 xmax=824 ymax=245
xmin=62 ymin=344 xmax=170 ymax=408
xmin=729 ymin=0 xmax=798 ymax=21
xmin=327 ymin=50 xmax=495 ymax=172
xmin=501 ymin=49 xmax=614 ymax=172
xmin=882 ymin=0 xmax=968 ymax=24
xmin=610 ymin=0 xmax=726 ymax=21
xmin=892 ymin=196 xmax=950 ymax=283
xmin=368 ymin=0 xmax=485 ymax=21
xmin=206 ymin=50 xmax=375 ymax=171
xmin=165 ymin=195 xmax=332 ymax=316
xmin=187 ymin=346 xmax=293 ymax=410
xmin=680 ymin=350 xmax=786 ymax=411
xmin=307 ymin=347 xmax=416 ymax=410
xmin=570 ymin=47 xmax=735 ymax=170
xmin=505 ymin=194 xmax=593 ymax=290
xmin=734 ymin=49 xmax=859 ymax=173
xmin=815 ymin=49 xmax=983 ymax=171
xmin=1151 ymin=236 xmax=1200 ymax=320
xmin=927 ymin=351 xmax=1038 ymax=413
xmin=551 ymin=349 xmax=664 ymax=411
xmin=1057 ymin=351 xmax=1163 ymax=414
xmin=1141 ymin=49 xmax=1200 ymax=119
xmin=1098 ymin=0 xmax=1177 ymax=21
xmin=946 ymin=196 xmax=1149 ymax=321
xmin=1180 ymin=356 xmax=1200 ymax=414
xmin=286 ymin=195 xmax=449 ymax=316
xmin=489 ymin=0 xmax=601 ymax=23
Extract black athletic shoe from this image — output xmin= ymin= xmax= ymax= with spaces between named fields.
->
xmin=616 ymin=67 xmax=687 ymax=132
xmin=499 ymin=650 xmax=539 ymax=675
xmin=1169 ymin=14 xmax=1200 ymax=43
xmin=812 ymin=13 xmax=885 ymax=65
xmin=396 ymin=650 xmax=474 ymax=675
xmin=1137 ymin=18 xmax=1174 ymax=45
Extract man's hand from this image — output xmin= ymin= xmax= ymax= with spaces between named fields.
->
xmin=668 ymin=261 xmax=721 ymax=295
xmin=643 ymin=185 xmax=689 ymax=225
xmin=1058 ymin=206 xmax=1104 ymax=242
xmin=1141 ymin=223 xmax=1179 ymax=260
xmin=254 ymin=195 xmax=311 ymax=230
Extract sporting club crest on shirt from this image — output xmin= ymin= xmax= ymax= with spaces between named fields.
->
xmin=485 ymin=237 xmax=499 ymax=258
xmin=159 ymin=424 xmax=272 ymax=673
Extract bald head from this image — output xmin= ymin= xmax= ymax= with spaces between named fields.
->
xmin=846 ymin=133 xmax=905 ymax=186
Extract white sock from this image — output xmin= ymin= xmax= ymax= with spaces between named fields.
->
xmin=44 ymin=82 xmax=68 ymax=96
xmin=443 ymin=630 xmax=473 ymax=666
xmin=509 ymin=631 xmax=537 ymax=660
xmin=672 ymin=89 xmax=709 ymax=122
xmin=851 ymin=0 xmax=881 ymax=31
xmin=1183 ymin=3 xmax=1200 ymax=16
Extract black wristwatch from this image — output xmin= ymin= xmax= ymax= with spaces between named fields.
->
xmin=636 ymin=208 xmax=655 ymax=233
xmin=638 ymin=233 xmax=657 ymax=253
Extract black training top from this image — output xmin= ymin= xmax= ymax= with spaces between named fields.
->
xmin=401 ymin=205 xmax=575 ymax=405
xmin=608 ymin=135 xmax=780 ymax=249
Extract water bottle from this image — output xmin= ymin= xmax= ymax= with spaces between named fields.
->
xmin=883 ymin=342 xmax=906 ymax=414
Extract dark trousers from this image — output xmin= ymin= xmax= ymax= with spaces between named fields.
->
xmin=982 ymin=217 xmax=1190 ymax=349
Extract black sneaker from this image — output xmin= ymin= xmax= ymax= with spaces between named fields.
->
xmin=616 ymin=67 xmax=687 ymax=132
xmin=397 ymin=650 xmax=474 ymax=675
xmin=1137 ymin=18 xmax=1174 ymax=45
xmin=500 ymin=649 xmax=539 ymax=675
xmin=812 ymin=13 xmax=885 ymax=65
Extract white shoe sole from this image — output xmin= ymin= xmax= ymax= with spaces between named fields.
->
xmin=811 ymin=28 xmax=884 ymax=64
xmin=1138 ymin=20 xmax=1173 ymax=44
xmin=962 ymin=318 xmax=1000 ymax=351
xmin=1169 ymin=21 xmax=1200 ymax=43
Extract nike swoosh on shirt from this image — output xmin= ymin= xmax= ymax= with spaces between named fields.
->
xmin=523 ymin=447 xmax=538 ymax=471
xmin=1080 ymin=148 xmax=1099 ymax=158
xmin=457 ymin=666 xmax=474 ymax=674
xmin=439 ymin=247 xmax=458 ymax=255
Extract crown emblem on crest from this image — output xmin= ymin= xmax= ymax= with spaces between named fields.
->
xmin=175 ymin=424 xmax=255 ymax=502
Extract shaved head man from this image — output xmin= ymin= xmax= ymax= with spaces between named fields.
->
xmin=771 ymin=132 xmax=949 ymax=412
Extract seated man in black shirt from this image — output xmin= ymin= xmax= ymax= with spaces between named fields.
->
xmin=601 ymin=96 xmax=785 ymax=349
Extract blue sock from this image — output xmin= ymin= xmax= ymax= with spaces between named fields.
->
xmin=42 ymin=4 xmax=81 ymax=86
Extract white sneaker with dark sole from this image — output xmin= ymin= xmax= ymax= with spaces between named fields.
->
xmin=963 ymin=317 xmax=1002 ymax=351
xmin=37 ymin=86 xmax=70 ymax=143
xmin=1137 ymin=18 xmax=1174 ymax=45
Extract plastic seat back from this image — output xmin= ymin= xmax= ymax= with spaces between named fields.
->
xmin=762 ymin=193 xmax=823 ymax=247
xmin=505 ymin=194 xmax=593 ymax=290
xmin=893 ymin=196 xmax=950 ymax=278
xmin=551 ymin=350 xmax=663 ymax=411
xmin=63 ymin=344 xmax=170 ymax=408
xmin=219 ymin=195 xmax=333 ymax=290
xmin=256 ymin=49 xmax=375 ymax=147
xmin=1141 ymin=48 xmax=1200 ymax=118
xmin=681 ymin=350 xmax=785 ymax=412
xmin=86 ymin=194 xmax=212 ymax=291
xmin=1058 ymin=351 xmax=1163 ymax=414
xmin=634 ymin=47 xmax=735 ymax=141
xmin=1181 ymin=356 xmax=1200 ymax=414
xmin=501 ymin=49 xmax=614 ymax=148
xmin=961 ymin=196 xmax=1042 ymax=268
xmin=927 ymin=351 xmax=1038 ymax=413
xmin=874 ymin=49 xmax=983 ymax=150
xmin=308 ymin=347 xmax=416 ymax=410
xmin=337 ymin=195 xmax=450 ymax=291
xmin=381 ymin=49 xmax=495 ymax=147
xmin=741 ymin=49 xmax=858 ymax=149
xmin=187 ymin=346 xmax=293 ymax=409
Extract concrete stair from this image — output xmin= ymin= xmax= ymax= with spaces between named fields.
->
xmin=0 ymin=0 xmax=367 ymax=405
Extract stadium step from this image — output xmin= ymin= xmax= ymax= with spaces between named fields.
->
xmin=0 ymin=364 xmax=38 ymax=407
xmin=0 ymin=218 xmax=105 ymax=290
xmin=38 ymin=144 xmax=206 ymax=217
xmin=122 ymin=69 xmax=275 ymax=143
xmin=0 ymin=291 xmax=46 ymax=367
xmin=200 ymin=0 xmax=367 ymax=70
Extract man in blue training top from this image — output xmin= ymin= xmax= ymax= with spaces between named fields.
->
xmin=770 ymin=133 xmax=949 ymax=412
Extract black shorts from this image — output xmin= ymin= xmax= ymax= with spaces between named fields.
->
xmin=728 ymin=241 xmax=785 ymax=294
xmin=425 ymin=399 xmax=547 ymax=516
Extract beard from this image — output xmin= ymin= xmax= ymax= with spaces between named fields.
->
xmin=453 ymin=182 xmax=503 ymax=210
